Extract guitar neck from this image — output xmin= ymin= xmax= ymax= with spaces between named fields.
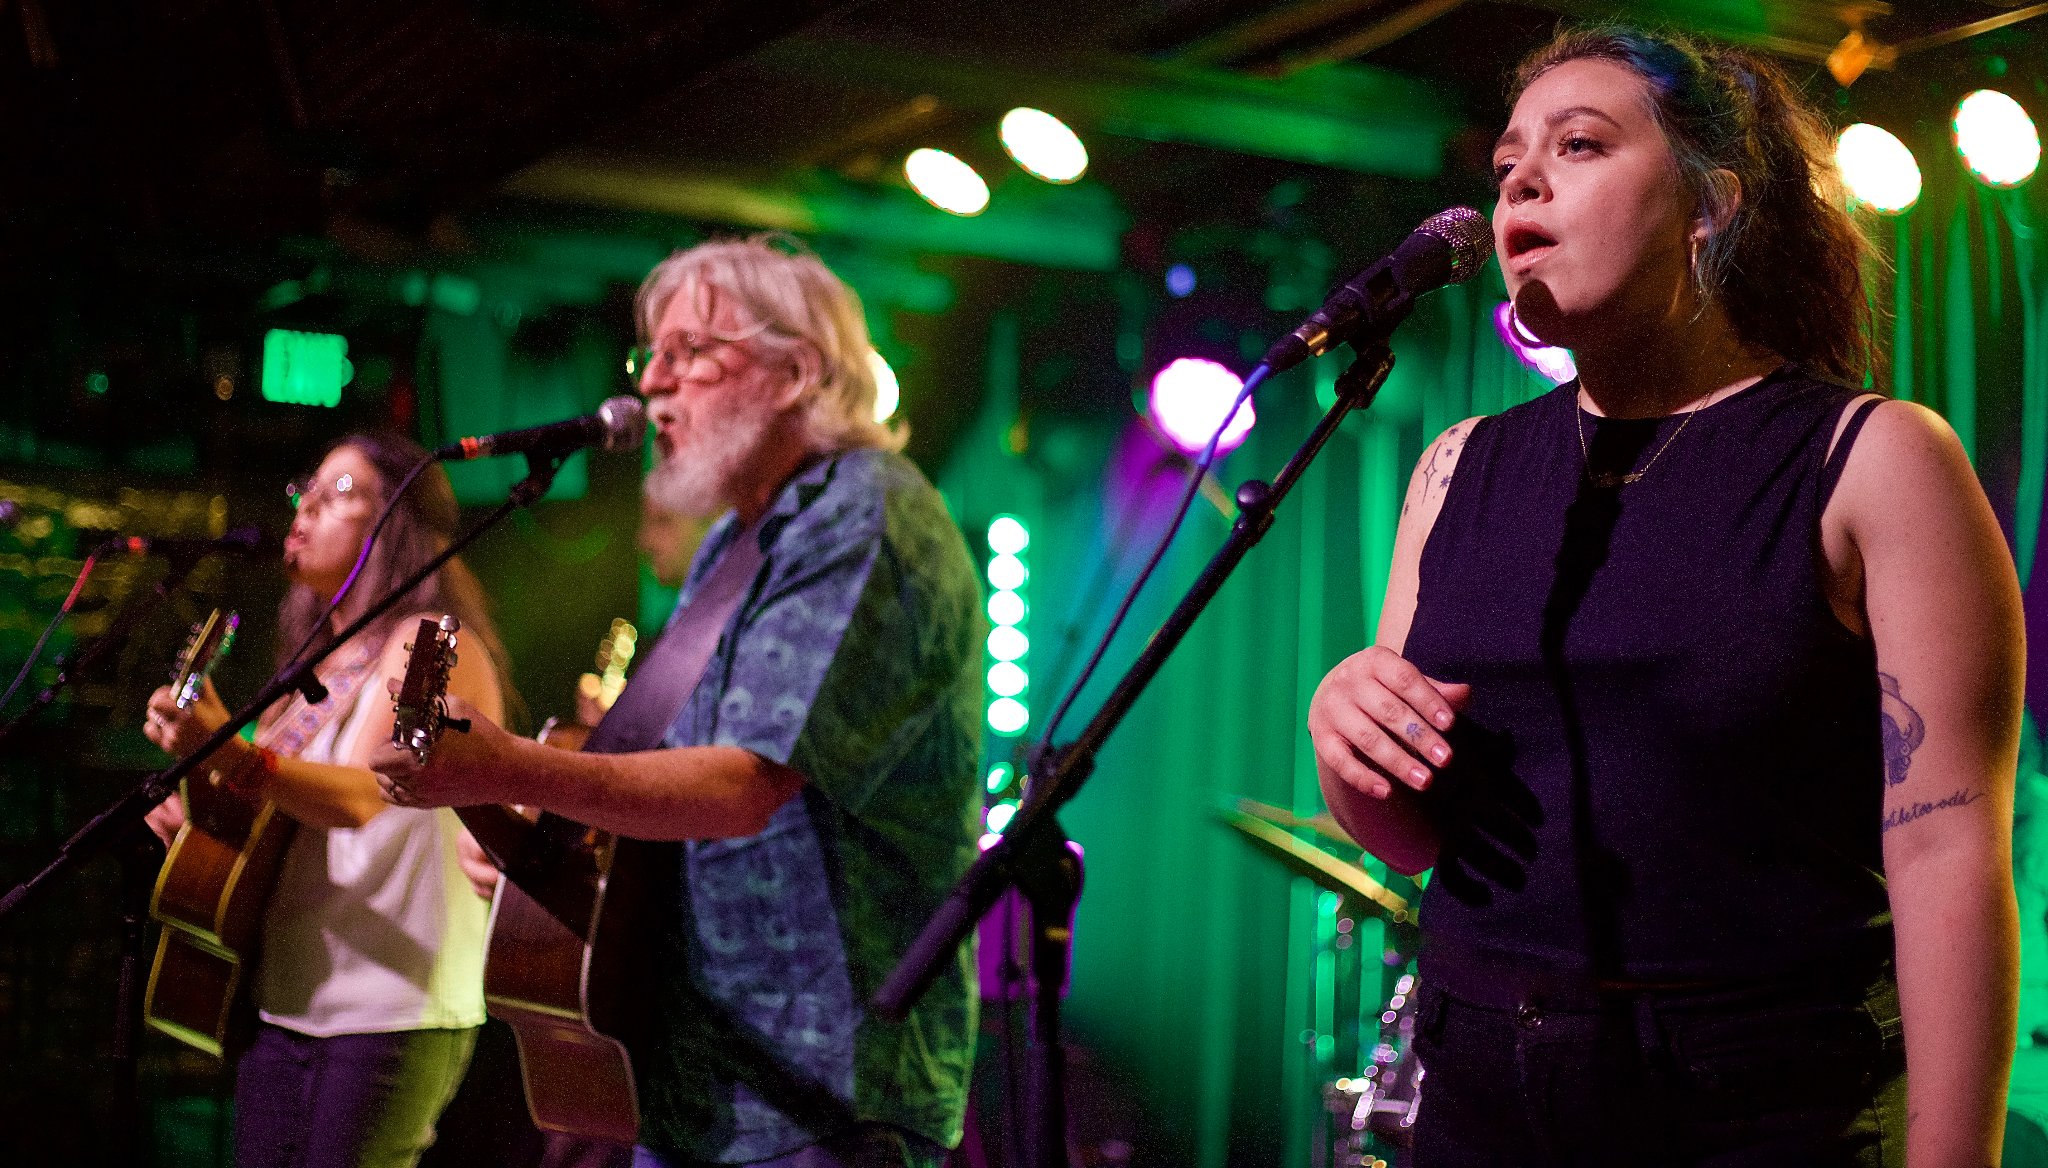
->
xmin=455 ymin=805 xmax=537 ymax=875
xmin=458 ymin=803 xmax=606 ymax=939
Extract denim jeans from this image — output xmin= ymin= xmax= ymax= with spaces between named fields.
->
xmin=631 ymin=1124 xmax=948 ymax=1168
xmin=1410 ymin=962 xmax=1905 ymax=1167
xmin=234 ymin=1023 xmax=479 ymax=1168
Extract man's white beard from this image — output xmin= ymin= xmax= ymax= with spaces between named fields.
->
xmin=643 ymin=400 xmax=776 ymax=520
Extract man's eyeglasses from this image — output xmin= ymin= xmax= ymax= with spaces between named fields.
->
xmin=626 ymin=322 xmax=770 ymax=380
xmin=285 ymin=473 xmax=362 ymax=513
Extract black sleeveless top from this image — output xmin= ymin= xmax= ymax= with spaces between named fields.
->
xmin=1404 ymin=367 xmax=1889 ymax=983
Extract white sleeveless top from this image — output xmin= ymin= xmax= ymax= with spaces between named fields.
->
xmin=253 ymin=672 xmax=488 ymax=1035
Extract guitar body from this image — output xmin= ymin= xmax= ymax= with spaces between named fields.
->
xmin=139 ymin=607 xmax=282 ymax=1058
xmin=461 ymin=804 xmax=658 ymax=1146
xmin=145 ymin=776 xmax=295 ymax=1055
xmin=411 ymin=619 xmax=654 ymax=1146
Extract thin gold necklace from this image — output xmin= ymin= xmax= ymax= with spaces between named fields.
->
xmin=1575 ymin=386 xmax=1725 ymax=488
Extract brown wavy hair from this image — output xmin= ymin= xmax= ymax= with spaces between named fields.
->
xmin=276 ymin=432 xmax=519 ymax=728
xmin=1512 ymin=26 xmax=1882 ymax=384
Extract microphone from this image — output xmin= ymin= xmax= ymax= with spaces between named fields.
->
xmin=95 ymin=526 xmax=273 ymax=558
xmin=0 ymin=500 xmax=19 ymax=529
xmin=435 ymin=396 xmax=646 ymax=461
xmin=1262 ymin=207 xmax=1493 ymax=375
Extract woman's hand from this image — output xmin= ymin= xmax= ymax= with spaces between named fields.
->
xmin=144 ymin=792 xmax=187 ymax=847
xmin=455 ymin=828 xmax=501 ymax=901
xmin=142 ymin=678 xmax=231 ymax=763
xmin=1308 ymin=645 xmax=1471 ymax=799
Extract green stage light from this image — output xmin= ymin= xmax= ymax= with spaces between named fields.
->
xmin=988 ymin=698 xmax=1029 ymax=737
xmin=987 ymin=553 xmax=1026 ymax=591
xmin=1836 ymin=123 xmax=1922 ymax=214
xmin=987 ymin=626 xmax=1028 ymax=662
xmin=988 ymin=589 xmax=1026 ymax=627
xmin=1954 ymin=90 xmax=2040 ymax=188
xmin=987 ymin=515 xmax=1029 ymax=555
xmin=987 ymin=661 xmax=1028 ymax=698
xmin=1000 ymin=108 xmax=1088 ymax=184
xmin=984 ymin=515 xmax=1031 ymax=739
xmin=987 ymin=763 xmax=1015 ymax=794
xmin=261 ymin=329 xmax=353 ymax=407
xmin=868 ymin=349 xmax=900 ymax=423
xmin=905 ymin=148 xmax=990 ymax=216
xmin=986 ymin=800 xmax=1019 ymax=833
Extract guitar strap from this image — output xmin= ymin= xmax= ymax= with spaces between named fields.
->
xmin=256 ymin=635 xmax=384 ymax=758
xmin=572 ymin=514 xmax=864 ymax=1140
xmin=581 ymin=515 xmax=769 ymax=756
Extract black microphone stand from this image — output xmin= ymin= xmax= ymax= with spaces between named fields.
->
xmin=0 ymin=450 xmax=574 ymax=1163
xmin=0 ymin=544 xmax=215 ymax=750
xmin=874 ymin=342 xmax=1399 ymax=1168
xmin=0 ymin=544 xmax=220 ymax=1160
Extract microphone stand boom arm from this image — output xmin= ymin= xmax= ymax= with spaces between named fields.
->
xmin=0 ymin=451 xmax=571 ymax=923
xmin=872 ymin=343 xmax=1398 ymax=1168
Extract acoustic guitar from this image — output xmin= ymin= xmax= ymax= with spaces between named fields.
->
xmin=140 ymin=607 xmax=255 ymax=1056
xmin=146 ymin=611 xmax=383 ymax=1056
xmin=394 ymin=615 xmax=656 ymax=1147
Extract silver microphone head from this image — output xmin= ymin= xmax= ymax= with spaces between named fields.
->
xmin=595 ymin=395 xmax=647 ymax=452
xmin=1417 ymin=207 xmax=1494 ymax=285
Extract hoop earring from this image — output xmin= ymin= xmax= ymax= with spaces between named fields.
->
xmin=1686 ymin=234 xmax=1721 ymax=329
xmin=1506 ymin=300 xmax=1546 ymax=348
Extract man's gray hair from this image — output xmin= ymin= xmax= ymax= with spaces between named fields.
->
xmin=635 ymin=233 xmax=905 ymax=454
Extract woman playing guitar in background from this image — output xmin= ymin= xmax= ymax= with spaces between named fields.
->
xmin=142 ymin=433 xmax=510 ymax=1168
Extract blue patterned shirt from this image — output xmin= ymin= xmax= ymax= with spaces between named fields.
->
xmin=636 ymin=448 xmax=983 ymax=1163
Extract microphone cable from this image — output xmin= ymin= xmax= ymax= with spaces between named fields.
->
xmin=1028 ymin=364 xmax=1270 ymax=769
xmin=0 ymin=547 xmax=104 ymax=718
xmin=1023 ymin=445 xmax=1178 ymax=749
xmin=275 ymin=452 xmax=437 ymax=685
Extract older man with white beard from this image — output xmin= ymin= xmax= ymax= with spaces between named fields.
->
xmin=369 ymin=235 xmax=985 ymax=1168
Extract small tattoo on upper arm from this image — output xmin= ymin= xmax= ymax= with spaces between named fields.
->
xmin=1417 ymin=430 xmax=1463 ymax=495
xmin=1877 ymin=672 xmax=1925 ymax=788
xmin=1881 ymin=788 xmax=1983 ymax=833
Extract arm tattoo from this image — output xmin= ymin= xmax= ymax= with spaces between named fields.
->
xmin=1881 ymin=788 xmax=1983 ymax=833
xmin=1408 ymin=426 xmax=1465 ymax=518
xmin=1877 ymin=671 xmax=1925 ymax=788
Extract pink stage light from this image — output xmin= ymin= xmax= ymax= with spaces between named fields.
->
xmin=1148 ymin=357 xmax=1256 ymax=456
xmin=1493 ymin=302 xmax=1577 ymax=385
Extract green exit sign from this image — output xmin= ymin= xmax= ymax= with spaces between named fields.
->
xmin=261 ymin=329 xmax=353 ymax=407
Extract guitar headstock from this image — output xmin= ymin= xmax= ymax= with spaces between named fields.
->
xmin=169 ymin=608 xmax=239 ymax=709
xmin=392 ymin=615 xmax=462 ymax=762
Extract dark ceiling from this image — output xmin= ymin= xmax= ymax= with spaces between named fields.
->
xmin=1 ymin=0 xmax=2042 ymax=472
xmin=2 ymin=1 xmax=2037 ymax=260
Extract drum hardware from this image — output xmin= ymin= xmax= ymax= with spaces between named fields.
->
xmin=1216 ymin=797 xmax=1424 ymax=1165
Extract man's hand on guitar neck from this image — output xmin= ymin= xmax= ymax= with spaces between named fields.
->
xmin=368 ymin=690 xmax=804 ymax=841
xmin=368 ymin=692 xmax=529 ymax=810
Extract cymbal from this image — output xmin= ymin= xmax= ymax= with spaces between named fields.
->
xmin=1214 ymin=806 xmax=1411 ymax=925
xmin=1230 ymin=795 xmax=1357 ymax=849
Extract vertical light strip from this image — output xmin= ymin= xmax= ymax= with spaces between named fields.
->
xmin=984 ymin=515 xmax=1031 ymax=743
xmin=1312 ymin=891 xmax=1340 ymax=1070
